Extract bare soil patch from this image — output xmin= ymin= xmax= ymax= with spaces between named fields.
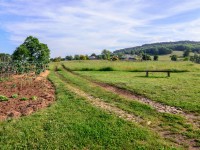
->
xmin=0 ymin=70 xmax=55 ymax=121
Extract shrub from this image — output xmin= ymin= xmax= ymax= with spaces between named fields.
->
xmin=142 ymin=54 xmax=151 ymax=60
xmin=183 ymin=57 xmax=189 ymax=61
xmin=171 ymin=55 xmax=177 ymax=61
xmin=111 ymin=56 xmax=119 ymax=61
xmin=0 ymin=95 xmax=9 ymax=101
xmin=153 ymin=55 xmax=159 ymax=61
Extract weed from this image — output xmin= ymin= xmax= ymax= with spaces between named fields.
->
xmin=0 ymin=95 xmax=9 ymax=101
xmin=20 ymin=97 xmax=28 ymax=101
xmin=11 ymin=94 xmax=18 ymax=98
xmin=31 ymin=96 xmax=37 ymax=101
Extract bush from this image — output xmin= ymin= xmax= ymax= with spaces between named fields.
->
xmin=183 ymin=57 xmax=189 ymax=61
xmin=153 ymin=55 xmax=159 ymax=61
xmin=111 ymin=56 xmax=119 ymax=61
xmin=171 ymin=55 xmax=177 ymax=61
xmin=0 ymin=95 xmax=9 ymax=101
xmin=142 ymin=54 xmax=151 ymax=60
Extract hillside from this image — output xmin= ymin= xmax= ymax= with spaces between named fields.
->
xmin=113 ymin=41 xmax=200 ymax=55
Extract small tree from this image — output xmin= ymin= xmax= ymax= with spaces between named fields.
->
xmin=171 ymin=55 xmax=177 ymax=61
xmin=153 ymin=55 xmax=158 ymax=61
xmin=74 ymin=55 xmax=80 ymax=60
xmin=142 ymin=54 xmax=151 ymax=61
xmin=85 ymin=55 xmax=89 ymax=60
xmin=52 ymin=57 xmax=62 ymax=62
xmin=183 ymin=49 xmax=191 ymax=57
xmin=101 ymin=49 xmax=111 ymax=60
xmin=65 ymin=55 xmax=73 ymax=60
xmin=80 ymin=55 xmax=86 ymax=60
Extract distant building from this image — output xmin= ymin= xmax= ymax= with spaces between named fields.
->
xmin=121 ymin=54 xmax=137 ymax=61
xmin=89 ymin=56 xmax=97 ymax=60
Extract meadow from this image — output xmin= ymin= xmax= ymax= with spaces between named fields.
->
xmin=63 ymin=60 xmax=200 ymax=114
xmin=0 ymin=60 xmax=200 ymax=149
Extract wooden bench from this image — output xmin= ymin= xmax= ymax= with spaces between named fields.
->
xmin=145 ymin=70 xmax=171 ymax=77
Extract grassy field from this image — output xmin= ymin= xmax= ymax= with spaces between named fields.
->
xmin=158 ymin=51 xmax=195 ymax=61
xmin=1 ymin=60 xmax=200 ymax=149
xmin=0 ymin=63 xmax=179 ymax=149
xmin=64 ymin=60 xmax=200 ymax=72
xmin=62 ymin=60 xmax=200 ymax=114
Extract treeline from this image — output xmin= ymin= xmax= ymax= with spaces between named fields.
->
xmin=52 ymin=50 xmax=118 ymax=62
xmin=114 ymin=41 xmax=200 ymax=55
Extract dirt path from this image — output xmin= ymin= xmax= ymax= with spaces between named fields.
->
xmin=95 ymin=82 xmax=200 ymax=129
xmin=55 ymin=70 xmax=200 ymax=150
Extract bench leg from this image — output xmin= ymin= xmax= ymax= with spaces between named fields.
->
xmin=167 ymin=72 xmax=170 ymax=77
xmin=146 ymin=71 xmax=149 ymax=77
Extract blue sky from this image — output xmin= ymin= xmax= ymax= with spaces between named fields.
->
xmin=0 ymin=0 xmax=200 ymax=57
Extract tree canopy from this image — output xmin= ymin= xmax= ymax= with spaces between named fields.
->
xmin=12 ymin=36 xmax=50 ymax=63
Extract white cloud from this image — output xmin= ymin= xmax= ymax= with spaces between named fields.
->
xmin=0 ymin=0 xmax=200 ymax=57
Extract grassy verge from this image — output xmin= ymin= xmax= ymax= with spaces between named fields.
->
xmin=0 ymin=68 xmax=175 ymax=149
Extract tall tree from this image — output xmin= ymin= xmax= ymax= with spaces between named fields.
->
xmin=12 ymin=36 xmax=50 ymax=63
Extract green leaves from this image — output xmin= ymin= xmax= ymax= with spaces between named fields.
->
xmin=0 ymin=61 xmax=48 ymax=77
xmin=12 ymin=36 xmax=50 ymax=63
xmin=0 ymin=95 xmax=9 ymax=101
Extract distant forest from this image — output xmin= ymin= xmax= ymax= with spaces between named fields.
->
xmin=113 ymin=41 xmax=200 ymax=55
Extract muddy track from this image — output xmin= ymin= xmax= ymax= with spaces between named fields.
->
xmin=55 ymin=68 xmax=199 ymax=149
xmin=61 ymin=64 xmax=200 ymax=129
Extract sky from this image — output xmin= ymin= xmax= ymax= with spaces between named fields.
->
xmin=0 ymin=0 xmax=200 ymax=57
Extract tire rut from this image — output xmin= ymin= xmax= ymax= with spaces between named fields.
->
xmin=95 ymin=82 xmax=200 ymax=129
xmin=62 ymin=65 xmax=200 ymax=129
xmin=55 ymin=68 xmax=200 ymax=149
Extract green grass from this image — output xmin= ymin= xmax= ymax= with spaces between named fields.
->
xmin=0 ymin=67 xmax=176 ymax=149
xmin=62 ymin=60 xmax=200 ymax=72
xmin=62 ymin=60 xmax=200 ymax=114
xmin=76 ymin=71 xmax=200 ymax=114
xmin=158 ymin=51 xmax=195 ymax=61
xmin=57 ymin=64 xmax=200 ymax=146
